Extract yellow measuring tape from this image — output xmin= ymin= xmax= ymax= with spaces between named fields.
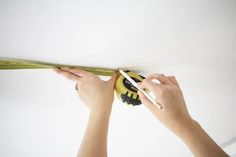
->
xmin=0 ymin=57 xmax=116 ymax=76
xmin=0 ymin=57 xmax=144 ymax=106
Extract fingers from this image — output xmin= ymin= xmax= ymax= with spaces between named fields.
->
xmin=138 ymin=91 xmax=157 ymax=111
xmin=60 ymin=67 xmax=91 ymax=78
xmin=146 ymin=74 xmax=173 ymax=85
xmin=138 ymin=91 xmax=152 ymax=107
xmin=53 ymin=68 xmax=81 ymax=81
xmin=146 ymin=74 xmax=180 ymax=88
xmin=107 ymin=72 xmax=119 ymax=86
xmin=138 ymin=79 xmax=161 ymax=92
xmin=167 ymin=76 xmax=180 ymax=87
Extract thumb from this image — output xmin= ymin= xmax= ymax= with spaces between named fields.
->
xmin=108 ymin=72 xmax=119 ymax=86
xmin=138 ymin=91 xmax=154 ymax=110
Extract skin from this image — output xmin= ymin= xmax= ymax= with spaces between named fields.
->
xmin=54 ymin=68 xmax=229 ymax=157
xmin=54 ymin=67 xmax=118 ymax=157
xmin=138 ymin=74 xmax=229 ymax=157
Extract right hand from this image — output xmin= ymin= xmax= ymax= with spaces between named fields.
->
xmin=138 ymin=74 xmax=193 ymax=135
xmin=54 ymin=67 xmax=118 ymax=115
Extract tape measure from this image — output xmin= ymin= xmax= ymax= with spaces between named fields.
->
xmin=115 ymin=70 xmax=145 ymax=106
xmin=0 ymin=57 xmax=145 ymax=106
xmin=0 ymin=57 xmax=116 ymax=76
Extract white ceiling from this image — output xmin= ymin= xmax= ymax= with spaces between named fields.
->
xmin=0 ymin=0 xmax=236 ymax=156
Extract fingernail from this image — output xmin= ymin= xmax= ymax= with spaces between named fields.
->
xmin=61 ymin=67 xmax=69 ymax=70
xmin=137 ymin=91 xmax=141 ymax=96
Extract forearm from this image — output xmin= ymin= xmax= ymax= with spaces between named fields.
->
xmin=77 ymin=109 xmax=111 ymax=157
xmin=176 ymin=119 xmax=229 ymax=157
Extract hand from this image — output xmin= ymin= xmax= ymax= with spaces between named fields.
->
xmin=53 ymin=67 xmax=118 ymax=114
xmin=138 ymin=74 xmax=192 ymax=135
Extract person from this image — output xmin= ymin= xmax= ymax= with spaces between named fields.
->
xmin=53 ymin=67 xmax=229 ymax=157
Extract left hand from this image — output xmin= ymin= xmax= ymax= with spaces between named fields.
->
xmin=53 ymin=67 xmax=118 ymax=114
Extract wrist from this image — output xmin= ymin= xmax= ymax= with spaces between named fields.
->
xmin=175 ymin=117 xmax=200 ymax=139
xmin=88 ymin=108 xmax=111 ymax=126
xmin=90 ymin=104 xmax=112 ymax=118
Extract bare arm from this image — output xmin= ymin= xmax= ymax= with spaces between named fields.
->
xmin=78 ymin=109 xmax=111 ymax=157
xmin=138 ymin=74 xmax=229 ymax=157
xmin=54 ymin=67 xmax=118 ymax=157
xmin=177 ymin=118 xmax=228 ymax=157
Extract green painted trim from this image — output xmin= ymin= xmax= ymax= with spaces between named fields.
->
xmin=0 ymin=57 xmax=117 ymax=76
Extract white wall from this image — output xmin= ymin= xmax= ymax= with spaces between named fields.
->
xmin=0 ymin=0 xmax=236 ymax=156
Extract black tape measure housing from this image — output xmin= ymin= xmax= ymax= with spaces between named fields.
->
xmin=115 ymin=71 xmax=145 ymax=106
